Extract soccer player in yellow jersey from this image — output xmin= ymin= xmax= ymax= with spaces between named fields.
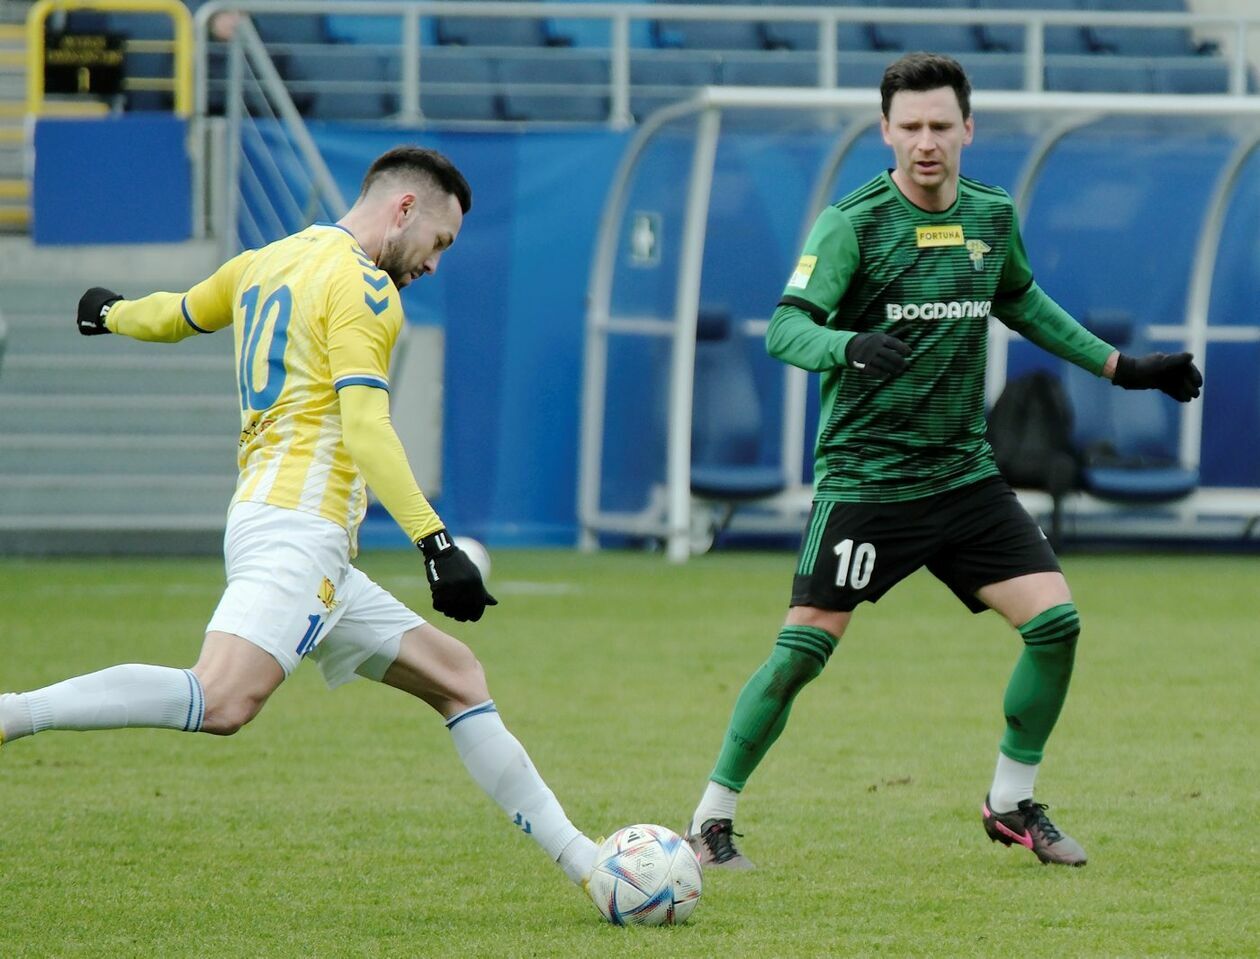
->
xmin=0 ymin=146 xmax=599 ymax=892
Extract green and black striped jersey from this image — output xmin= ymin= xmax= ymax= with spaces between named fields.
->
xmin=768 ymin=170 xmax=1114 ymax=503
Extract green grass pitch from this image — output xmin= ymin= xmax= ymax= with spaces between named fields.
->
xmin=1 ymin=550 xmax=1256 ymax=958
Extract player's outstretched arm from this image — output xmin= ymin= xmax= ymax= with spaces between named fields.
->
xmin=1111 ymin=351 xmax=1203 ymax=403
xmin=339 ymin=385 xmax=497 ymax=623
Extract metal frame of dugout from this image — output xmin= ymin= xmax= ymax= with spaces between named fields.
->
xmin=577 ymin=87 xmax=1260 ymax=562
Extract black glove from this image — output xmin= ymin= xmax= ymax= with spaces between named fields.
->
xmin=1112 ymin=352 xmax=1203 ymax=402
xmin=844 ymin=329 xmax=912 ymax=377
xmin=418 ymin=529 xmax=498 ymax=623
xmin=77 ymin=287 xmax=122 ymax=336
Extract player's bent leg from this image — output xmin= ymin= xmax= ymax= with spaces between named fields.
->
xmin=0 ymin=659 xmax=216 ymax=743
xmin=191 ymin=631 xmax=287 ymax=736
xmin=687 ymin=607 xmax=850 ymax=870
xmin=380 ymin=625 xmax=597 ymax=886
xmin=975 ymin=573 xmax=1086 ymax=866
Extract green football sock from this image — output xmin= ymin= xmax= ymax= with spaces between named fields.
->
xmin=710 ymin=626 xmax=837 ymax=791
xmin=1000 ymin=603 xmax=1080 ymax=765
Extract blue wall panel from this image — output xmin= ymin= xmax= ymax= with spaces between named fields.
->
xmin=303 ymin=120 xmax=1256 ymax=547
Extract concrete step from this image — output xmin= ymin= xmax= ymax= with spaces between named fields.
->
xmin=0 ymin=432 xmax=236 ymax=475
xmin=0 ymin=352 xmax=235 ymax=395
xmin=0 ymin=473 xmax=238 ymax=519
xmin=2 ymin=311 xmax=235 ymax=358
xmin=0 ymin=393 xmax=240 ymax=435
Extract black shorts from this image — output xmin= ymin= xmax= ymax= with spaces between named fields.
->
xmin=790 ymin=476 xmax=1060 ymax=614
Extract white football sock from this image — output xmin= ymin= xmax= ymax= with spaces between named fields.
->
xmin=447 ymin=701 xmax=591 ymax=883
xmin=0 ymin=665 xmax=204 ymax=741
xmin=989 ymin=752 xmax=1039 ymax=813
xmin=690 ymin=780 xmax=740 ymax=835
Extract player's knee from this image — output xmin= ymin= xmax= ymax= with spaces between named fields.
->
xmin=1018 ymin=602 xmax=1080 ymax=650
xmin=200 ymin=692 xmax=264 ymax=736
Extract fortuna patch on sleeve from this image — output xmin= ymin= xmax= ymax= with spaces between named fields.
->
xmin=787 ymin=254 xmax=817 ymax=288
xmin=915 ymin=225 xmax=965 ymax=248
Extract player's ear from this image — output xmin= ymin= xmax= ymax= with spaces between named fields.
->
xmin=880 ymin=114 xmax=892 ymax=146
xmin=396 ymin=192 xmax=417 ymax=225
xmin=963 ymin=115 xmax=975 ymax=146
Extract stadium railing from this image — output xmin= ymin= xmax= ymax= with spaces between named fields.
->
xmin=190 ymin=2 xmax=1260 ymax=129
xmin=575 ymin=86 xmax=1260 ymax=560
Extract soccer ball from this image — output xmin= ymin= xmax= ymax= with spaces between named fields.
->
xmin=452 ymin=536 xmax=491 ymax=582
xmin=587 ymin=824 xmax=703 ymax=926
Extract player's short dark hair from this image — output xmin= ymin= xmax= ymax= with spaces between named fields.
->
xmin=880 ymin=53 xmax=972 ymax=120
xmin=359 ymin=145 xmax=472 ymax=213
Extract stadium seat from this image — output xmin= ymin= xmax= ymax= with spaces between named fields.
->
xmin=1043 ymin=55 xmax=1154 ymax=92
xmin=721 ymin=53 xmax=820 ymax=88
xmin=973 ymin=0 xmax=1092 ymax=55
xmin=760 ymin=0 xmax=875 ymax=53
xmin=250 ymin=14 xmax=328 ymax=46
xmin=956 ymin=52 xmax=1029 ymax=91
xmin=418 ymin=52 xmax=502 ymax=121
xmin=287 ymin=49 xmax=396 ymax=120
xmin=1045 ymin=55 xmax=1155 ymax=93
xmin=499 ymin=55 xmax=610 ymax=122
xmin=325 ymin=14 xmax=435 ymax=46
xmin=836 ymin=51 xmax=895 ymax=90
xmin=1063 ymin=312 xmax=1198 ymax=502
xmin=630 ymin=54 xmax=720 ymax=120
xmin=436 ymin=9 xmax=556 ymax=47
xmin=1087 ymin=0 xmax=1201 ymax=57
xmin=651 ymin=0 xmax=767 ymax=53
xmin=867 ymin=0 xmax=985 ymax=55
xmin=1151 ymin=56 xmax=1232 ymax=93
xmin=690 ymin=309 xmax=786 ymax=506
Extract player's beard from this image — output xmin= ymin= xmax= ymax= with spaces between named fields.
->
xmin=375 ymin=237 xmax=410 ymax=289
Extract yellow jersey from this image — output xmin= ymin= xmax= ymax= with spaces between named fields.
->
xmin=106 ymin=223 xmax=441 ymax=548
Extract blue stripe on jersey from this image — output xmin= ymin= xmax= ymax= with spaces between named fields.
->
xmin=362 ymin=272 xmax=389 ymax=291
xmin=333 ymin=374 xmax=389 ymax=391
xmin=181 ymin=296 xmax=211 ymax=334
xmin=356 ymin=257 xmax=378 ymax=271
xmin=364 ymin=292 xmax=390 ymax=315
xmin=445 ymin=700 xmax=499 ymax=730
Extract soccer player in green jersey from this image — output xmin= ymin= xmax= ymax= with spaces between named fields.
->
xmin=685 ymin=53 xmax=1202 ymax=869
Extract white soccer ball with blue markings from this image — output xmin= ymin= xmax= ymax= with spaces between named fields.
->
xmin=587 ymin=824 xmax=703 ymax=926
xmin=452 ymin=536 xmax=491 ymax=582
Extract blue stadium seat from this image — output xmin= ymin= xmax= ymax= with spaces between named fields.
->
xmin=956 ymin=52 xmax=1029 ymax=91
xmin=418 ymin=52 xmax=502 ymax=121
xmin=499 ymin=55 xmax=610 ymax=122
xmin=836 ymin=52 xmax=894 ymax=90
xmin=1152 ymin=56 xmax=1232 ymax=93
xmin=288 ymin=49 xmax=395 ymax=120
xmin=761 ymin=0 xmax=875 ymax=53
xmin=630 ymin=54 xmax=720 ymax=119
xmin=325 ymin=14 xmax=436 ymax=46
xmin=651 ymin=0 xmax=767 ymax=52
xmin=1045 ymin=55 xmax=1155 ymax=92
xmin=436 ymin=10 xmax=554 ymax=47
xmin=973 ymin=0 xmax=1092 ymax=55
xmin=1063 ymin=312 xmax=1198 ymax=502
xmin=868 ymin=0 xmax=985 ymax=54
xmin=250 ymin=14 xmax=328 ymax=46
xmin=721 ymin=53 xmax=820 ymax=88
xmin=690 ymin=310 xmax=786 ymax=502
xmin=1087 ymin=0 xmax=1200 ymax=57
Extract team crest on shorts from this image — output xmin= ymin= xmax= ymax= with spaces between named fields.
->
xmin=317 ymin=577 xmax=340 ymax=611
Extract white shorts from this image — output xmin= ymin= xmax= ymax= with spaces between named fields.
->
xmin=207 ymin=502 xmax=424 ymax=688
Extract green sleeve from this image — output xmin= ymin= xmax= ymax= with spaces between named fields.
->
xmin=994 ymin=283 xmax=1116 ymax=375
xmin=778 ymin=206 xmax=861 ymax=313
xmin=767 ymin=206 xmax=861 ymax=371
xmin=765 ymin=303 xmax=855 ymax=372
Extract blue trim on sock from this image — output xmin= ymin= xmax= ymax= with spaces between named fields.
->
xmin=183 ymin=670 xmax=205 ymax=733
xmin=445 ymin=700 xmax=497 ymax=730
